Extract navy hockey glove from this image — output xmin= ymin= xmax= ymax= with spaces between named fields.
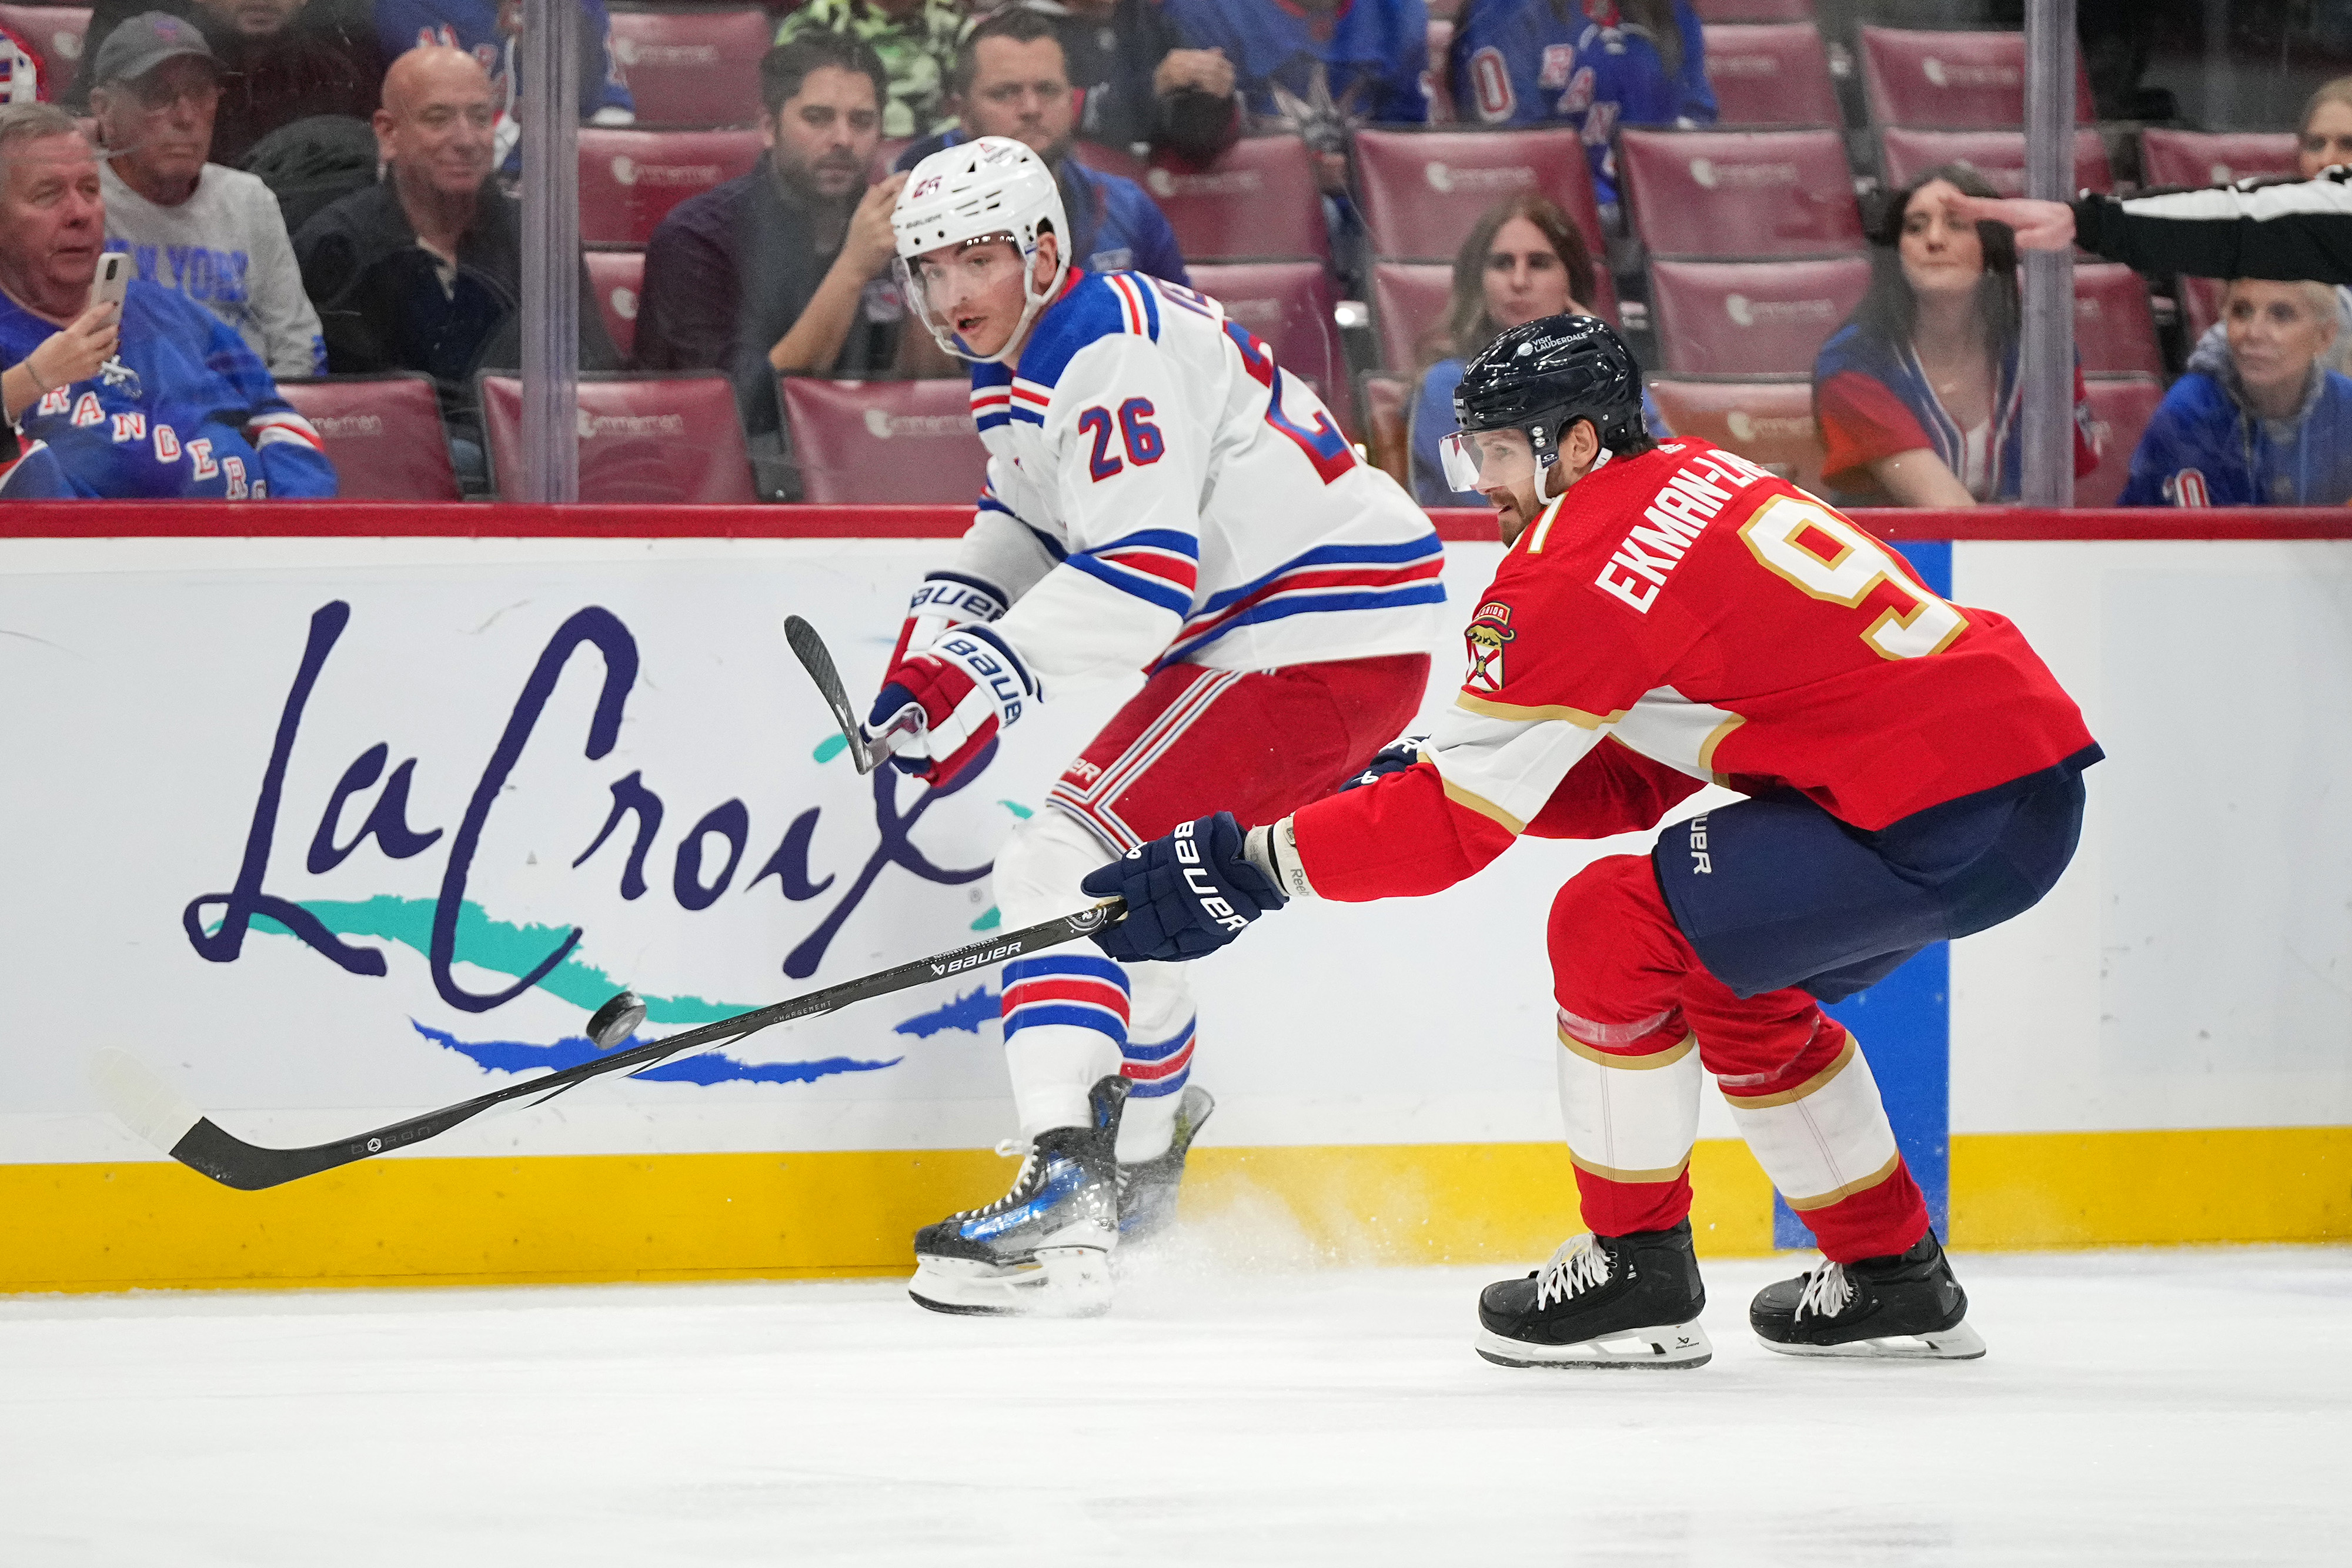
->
xmin=1080 ymin=812 xmax=1287 ymax=963
xmin=1338 ymin=734 xmax=1428 ymax=793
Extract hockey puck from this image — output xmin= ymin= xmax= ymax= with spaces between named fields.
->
xmin=586 ymin=991 xmax=646 ymax=1051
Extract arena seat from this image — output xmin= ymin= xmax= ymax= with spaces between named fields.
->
xmin=1878 ymin=126 xmax=2113 ymax=195
xmin=577 ymin=127 xmax=763 ymax=246
xmin=1357 ymin=372 xmax=1411 ymax=489
xmin=1144 ymin=135 xmax=1328 ymax=261
xmin=2079 ymin=374 xmax=2165 ymax=507
xmin=1072 ymin=139 xmax=1148 ymax=182
xmin=1689 ymin=0 xmax=1815 ymax=21
xmin=2073 ymin=262 xmax=2163 ymax=377
xmin=1645 ymin=375 xmax=1825 ymax=492
xmin=1858 ymin=26 xmax=2094 ymax=128
xmin=1619 ymin=129 xmax=1862 ymax=258
xmin=1190 ymin=260 xmax=1354 ymax=434
xmin=1701 ymin=24 xmax=1842 ymax=128
xmin=1370 ymin=260 xmax=1451 ymax=375
xmin=1352 ymin=127 xmax=1615 ymax=319
xmin=779 ymin=378 xmax=991 ymax=504
xmin=584 ymin=249 xmax=646 ymax=362
xmin=479 ymin=373 xmax=756 ymax=503
xmin=0 ymin=3 xmax=89 ymax=92
xmin=606 ymin=6 xmax=770 ymax=127
xmin=274 ymin=373 xmax=460 ymax=502
xmin=1425 ymin=16 xmax=1456 ymax=125
xmin=874 ymin=136 xmax=911 ymax=179
xmin=1648 ymin=256 xmax=1870 ymax=376
xmin=2180 ymin=274 xmax=2227 ymax=342
xmin=2138 ymin=128 xmax=2300 ymax=191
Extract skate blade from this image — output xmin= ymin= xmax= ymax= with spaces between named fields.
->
xmin=1755 ymin=1319 xmax=1987 ymax=1360
xmin=908 ymin=1247 xmax=1113 ymax=1319
xmin=1473 ymin=1320 xmax=1713 ymax=1370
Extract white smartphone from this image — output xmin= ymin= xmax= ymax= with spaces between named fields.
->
xmin=92 ymin=250 xmax=129 ymax=310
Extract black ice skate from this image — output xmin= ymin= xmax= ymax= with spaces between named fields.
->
xmin=1749 ymin=1229 xmax=1986 ymax=1360
xmin=1474 ymin=1220 xmax=1712 ymax=1369
xmin=907 ymin=1076 xmax=1128 ymax=1318
xmin=1117 ymin=1085 xmax=1215 ymax=1245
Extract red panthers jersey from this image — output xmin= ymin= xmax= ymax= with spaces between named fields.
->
xmin=1292 ymin=437 xmax=2096 ymax=901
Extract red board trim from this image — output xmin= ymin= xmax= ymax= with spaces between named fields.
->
xmin=1 ymin=503 xmax=2347 ymax=543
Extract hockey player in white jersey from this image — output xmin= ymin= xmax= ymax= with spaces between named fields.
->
xmin=871 ymin=137 xmax=1442 ymax=1315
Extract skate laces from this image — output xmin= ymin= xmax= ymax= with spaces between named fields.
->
xmin=950 ymin=1141 xmax=1040 ymax=1219
xmin=1795 ymin=1258 xmax=1855 ymax=1320
xmin=1534 ymin=1233 xmax=1614 ymax=1309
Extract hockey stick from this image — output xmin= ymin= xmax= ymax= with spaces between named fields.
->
xmin=783 ymin=614 xmax=920 ymax=775
xmin=92 ymin=901 xmax=1124 ymax=1192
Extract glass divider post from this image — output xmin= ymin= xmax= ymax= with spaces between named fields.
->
xmin=2021 ymin=0 xmax=2079 ymax=507
xmin=519 ymin=0 xmax=583 ymax=503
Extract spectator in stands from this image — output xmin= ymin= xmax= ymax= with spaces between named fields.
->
xmin=2121 ymin=278 xmax=2352 ymax=506
xmin=1407 ymin=192 xmax=1663 ymax=506
xmin=633 ymin=35 xmax=905 ymax=436
xmin=985 ymin=0 xmax=1240 ymax=163
xmin=775 ymin=0 xmax=963 ymax=141
xmin=2 ymin=17 xmax=48 ymax=103
xmin=293 ymin=45 xmax=617 ymax=479
xmin=71 ymin=0 xmax=384 ymax=168
xmin=1451 ymin=0 xmax=1715 ymax=213
xmin=90 ymin=14 xmax=323 ymax=380
xmin=2193 ymin=77 xmax=2352 ymax=376
xmin=373 ymin=0 xmax=634 ymax=174
xmin=1160 ymin=0 xmax=1426 ymax=188
xmin=1813 ymin=165 xmax=2095 ymax=508
xmin=0 ymin=102 xmax=335 ymax=497
xmin=893 ymin=9 xmax=1188 ymax=284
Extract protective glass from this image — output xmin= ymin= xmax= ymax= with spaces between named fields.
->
xmin=898 ymin=238 xmax=1027 ymax=313
xmin=1439 ymin=427 xmax=1537 ymax=493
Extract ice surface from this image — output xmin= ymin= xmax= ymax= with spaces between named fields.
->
xmin=0 ymin=1248 xmax=2346 ymax=1566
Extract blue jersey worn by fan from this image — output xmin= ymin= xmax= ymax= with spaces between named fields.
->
xmin=375 ymin=0 xmax=634 ymax=170
xmin=0 ymin=281 xmax=336 ymax=499
xmin=1451 ymin=0 xmax=1714 ymax=209
xmin=1159 ymin=0 xmax=1429 ymax=133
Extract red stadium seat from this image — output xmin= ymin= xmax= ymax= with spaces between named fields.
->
xmin=1879 ymin=127 xmax=2112 ymax=195
xmin=479 ymin=373 xmax=756 ymax=502
xmin=606 ymin=6 xmax=770 ymax=127
xmin=1425 ymin=17 xmax=1456 ymax=125
xmin=2078 ymin=374 xmax=2164 ymax=508
xmin=1689 ymin=0 xmax=1814 ymax=21
xmin=578 ymin=127 xmax=763 ymax=246
xmin=1370 ymin=260 xmax=1452 ymax=375
xmin=2180 ymin=274 xmax=2226 ymax=342
xmin=1358 ymin=372 xmax=1411 ymax=488
xmin=1072 ymin=140 xmax=1148 ymax=182
xmin=2073 ymin=262 xmax=2162 ymax=376
xmin=2138 ymin=128 xmax=2300 ymax=191
xmin=1645 ymin=375 xmax=1825 ymax=492
xmin=584 ymin=248 xmax=646 ymax=362
xmin=1619 ymin=129 xmax=1862 ymax=258
xmin=275 ymin=374 xmax=460 ymax=502
xmin=1191 ymin=260 xmax=1353 ymax=434
xmin=1352 ymin=127 xmax=1616 ymax=319
xmin=1648 ymin=256 xmax=1870 ymax=376
xmin=1701 ymin=24 xmax=1841 ymax=128
xmin=779 ymin=378 xmax=991 ymax=504
xmin=1144 ymin=136 xmax=1328 ymax=261
xmin=874 ymin=136 xmax=912 ymax=179
xmin=0 ymin=3 xmax=88 ymax=92
xmin=1859 ymin=27 xmax=2093 ymax=128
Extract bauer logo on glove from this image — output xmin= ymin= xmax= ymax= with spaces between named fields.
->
xmin=867 ymin=623 xmax=1039 ymax=788
xmin=1080 ymin=811 xmax=1285 ymax=963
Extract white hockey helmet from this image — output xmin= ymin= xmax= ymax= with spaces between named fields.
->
xmin=891 ymin=135 xmax=1070 ymax=365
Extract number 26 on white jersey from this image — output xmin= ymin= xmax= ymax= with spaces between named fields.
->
xmin=1738 ymin=494 xmax=1967 ymax=660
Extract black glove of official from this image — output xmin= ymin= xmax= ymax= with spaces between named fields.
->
xmin=1080 ymin=811 xmax=1287 ymax=963
xmin=1337 ymin=734 xmax=1428 ymax=793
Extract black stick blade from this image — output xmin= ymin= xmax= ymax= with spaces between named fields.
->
xmin=586 ymin=991 xmax=646 ymax=1050
xmin=782 ymin=615 xmax=878 ymax=775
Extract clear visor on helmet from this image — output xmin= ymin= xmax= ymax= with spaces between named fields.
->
xmin=893 ymin=232 xmax=1033 ymax=357
xmin=1439 ymin=426 xmax=1538 ymax=493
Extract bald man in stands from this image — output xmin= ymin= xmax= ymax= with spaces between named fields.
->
xmin=292 ymin=44 xmax=614 ymax=484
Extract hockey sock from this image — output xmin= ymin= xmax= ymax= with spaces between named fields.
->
xmin=1001 ymin=953 xmax=1130 ymax=1139
xmin=1554 ymin=1004 xmax=1702 ymax=1235
xmin=1114 ymin=1015 xmax=1195 ymax=1162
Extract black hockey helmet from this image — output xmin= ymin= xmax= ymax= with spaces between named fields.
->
xmin=1444 ymin=315 xmax=1649 ymax=489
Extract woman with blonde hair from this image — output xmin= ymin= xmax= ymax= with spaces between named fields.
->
xmin=1405 ymin=191 xmax=1666 ymax=504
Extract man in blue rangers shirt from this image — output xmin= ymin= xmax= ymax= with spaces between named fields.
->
xmin=895 ymin=8 xmax=1188 ymax=285
xmin=0 ymin=104 xmax=334 ymax=499
xmin=1160 ymin=0 xmax=1428 ymax=157
xmin=1451 ymin=0 xmax=1715 ymax=210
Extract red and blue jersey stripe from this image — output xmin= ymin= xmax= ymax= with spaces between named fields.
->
xmin=1065 ymin=527 xmax=1201 ymax=616
xmin=1157 ymin=535 xmax=1445 ymax=667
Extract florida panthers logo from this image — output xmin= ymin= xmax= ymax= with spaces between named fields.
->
xmin=1465 ymin=600 xmax=1515 ymax=693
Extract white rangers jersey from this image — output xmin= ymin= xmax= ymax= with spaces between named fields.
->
xmin=936 ymin=269 xmax=1445 ymax=686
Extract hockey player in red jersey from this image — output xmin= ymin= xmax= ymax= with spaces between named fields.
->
xmin=868 ymin=138 xmax=1442 ymax=1316
xmin=1085 ymin=316 xmax=2101 ymax=1365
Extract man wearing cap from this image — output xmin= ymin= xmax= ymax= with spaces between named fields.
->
xmin=89 ymin=12 xmax=323 ymax=380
